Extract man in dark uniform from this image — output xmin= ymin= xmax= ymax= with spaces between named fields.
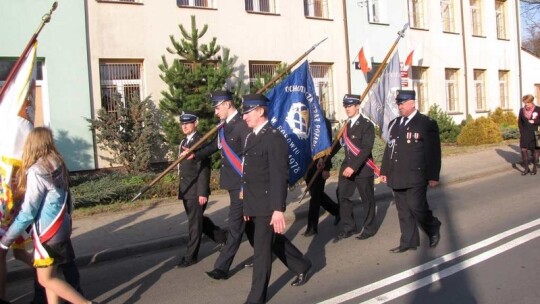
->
xmin=191 ymin=91 xmax=310 ymax=284
xmin=303 ymin=116 xmax=340 ymax=237
xmin=241 ymin=94 xmax=312 ymax=304
xmin=189 ymin=90 xmax=253 ymax=278
xmin=332 ymin=94 xmax=378 ymax=243
xmin=380 ymin=90 xmax=442 ymax=253
xmin=177 ymin=111 xmax=227 ymax=267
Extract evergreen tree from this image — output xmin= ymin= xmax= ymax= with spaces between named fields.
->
xmin=159 ymin=15 xmax=235 ymax=149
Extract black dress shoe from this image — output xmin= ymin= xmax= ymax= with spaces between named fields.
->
xmin=332 ymin=230 xmax=354 ymax=243
xmin=389 ymin=246 xmax=417 ymax=253
xmin=177 ymin=257 xmax=197 ymax=268
xmin=429 ymin=231 xmax=441 ymax=248
xmin=302 ymin=228 xmax=318 ymax=237
xmin=0 ymin=298 xmax=11 ymax=304
xmin=205 ymin=269 xmax=228 ymax=280
xmin=291 ymin=264 xmax=312 ymax=287
xmin=355 ymin=232 xmax=374 ymax=240
xmin=333 ymin=214 xmax=341 ymax=226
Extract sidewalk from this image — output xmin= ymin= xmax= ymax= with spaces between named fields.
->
xmin=6 ymin=143 xmax=522 ymax=280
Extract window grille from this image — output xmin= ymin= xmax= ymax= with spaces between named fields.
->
xmin=309 ymin=63 xmax=335 ymax=120
xmin=99 ymin=61 xmax=143 ymax=114
xmin=245 ymin=0 xmax=277 ymax=14
xmin=412 ymin=67 xmax=429 ymax=113
xmin=249 ymin=61 xmax=279 ymax=88
xmin=367 ymin=0 xmax=388 ymax=23
xmin=408 ymin=0 xmax=427 ymax=29
xmin=495 ymin=0 xmax=507 ymax=39
xmin=441 ymin=0 xmax=455 ymax=32
xmin=178 ymin=0 xmax=215 ymax=8
xmin=445 ymin=69 xmax=459 ymax=112
xmin=473 ymin=69 xmax=486 ymax=111
xmin=304 ymin=0 xmax=329 ymax=19
xmin=470 ymin=0 xmax=483 ymax=36
xmin=498 ymin=70 xmax=509 ymax=109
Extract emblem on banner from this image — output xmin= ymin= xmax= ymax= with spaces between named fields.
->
xmin=286 ymin=102 xmax=310 ymax=139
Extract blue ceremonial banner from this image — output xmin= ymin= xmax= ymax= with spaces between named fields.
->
xmin=266 ymin=60 xmax=332 ymax=186
xmin=362 ymin=51 xmax=401 ymax=142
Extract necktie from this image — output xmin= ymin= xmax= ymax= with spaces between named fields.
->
xmin=400 ymin=117 xmax=408 ymax=130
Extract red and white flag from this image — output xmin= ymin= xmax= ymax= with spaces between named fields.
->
xmin=356 ymin=41 xmax=372 ymax=74
xmin=404 ymin=50 xmax=414 ymax=70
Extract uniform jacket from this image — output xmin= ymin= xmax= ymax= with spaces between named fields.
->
xmin=242 ymin=123 xmax=288 ymax=217
xmin=332 ymin=114 xmax=375 ymax=178
xmin=381 ymin=113 xmax=441 ymax=189
xmin=178 ymin=131 xmax=211 ymax=200
xmin=195 ymin=112 xmax=251 ymax=190
xmin=1 ymin=157 xmax=72 ymax=247
xmin=518 ymin=105 xmax=540 ymax=149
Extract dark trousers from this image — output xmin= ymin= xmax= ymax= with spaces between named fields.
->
xmin=215 ymin=191 xmax=310 ymax=277
xmin=337 ymin=175 xmax=377 ymax=235
xmin=393 ymin=185 xmax=441 ymax=247
xmin=246 ymin=216 xmax=311 ymax=304
xmin=32 ymin=260 xmax=82 ymax=304
xmin=306 ymin=174 xmax=339 ymax=231
xmin=183 ymin=199 xmax=226 ymax=261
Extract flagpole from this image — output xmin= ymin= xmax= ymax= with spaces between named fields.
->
xmin=296 ymin=23 xmax=409 ymax=205
xmin=132 ymin=38 xmax=329 ymax=201
xmin=257 ymin=37 xmax=327 ymax=94
xmin=0 ymin=1 xmax=58 ymax=100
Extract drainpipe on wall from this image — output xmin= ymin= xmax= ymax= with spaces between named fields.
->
xmin=342 ymin=0 xmax=351 ymax=94
xmin=84 ymin=0 xmax=99 ymax=170
xmin=459 ymin=0 xmax=470 ymax=118
xmin=515 ymin=0 xmax=523 ymax=99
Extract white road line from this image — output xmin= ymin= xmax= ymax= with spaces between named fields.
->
xmin=362 ymin=229 xmax=540 ymax=304
xmin=318 ymin=218 xmax=540 ymax=304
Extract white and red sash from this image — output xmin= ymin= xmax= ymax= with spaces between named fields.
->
xmin=342 ymin=124 xmax=381 ymax=176
xmin=32 ymin=191 xmax=68 ymax=267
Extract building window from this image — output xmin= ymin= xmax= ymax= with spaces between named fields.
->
xmin=445 ymin=68 xmax=459 ymax=112
xmin=98 ymin=0 xmax=143 ymax=3
xmin=408 ymin=0 xmax=427 ymax=29
xmin=499 ymin=70 xmax=509 ymax=109
xmin=412 ymin=67 xmax=429 ymax=113
xmin=473 ymin=69 xmax=486 ymax=111
xmin=99 ymin=61 xmax=143 ymax=114
xmin=495 ymin=0 xmax=507 ymax=39
xmin=304 ymin=0 xmax=329 ymax=19
xmin=309 ymin=63 xmax=335 ymax=120
xmin=245 ymin=0 xmax=277 ymax=14
xmin=441 ymin=0 xmax=456 ymax=32
xmin=177 ymin=0 xmax=215 ymax=8
xmin=248 ymin=61 xmax=279 ymax=89
xmin=470 ymin=0 xmax=483 ymax=36
xmin=367 ymin=0 xmax=388 ymax=23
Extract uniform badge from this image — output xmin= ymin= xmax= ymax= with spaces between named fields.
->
xmin=406 ymin=132 xmax=412 ymax=144
xmin=414 ymin=132 xmax=419 ymax=142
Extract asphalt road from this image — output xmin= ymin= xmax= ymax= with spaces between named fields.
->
xmin=6 ymin=169 xmax=540 ymax=304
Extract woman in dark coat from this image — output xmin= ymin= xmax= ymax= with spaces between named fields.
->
xmin=518 ymin=94 xmax=540 ymax=175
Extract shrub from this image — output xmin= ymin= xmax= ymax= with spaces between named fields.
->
xmin=70 ymin=169 xmax=223 ymax=208
xmin=489 ymin=107 xmax=518 ymax=127
xmin=501 ymin=125 xmax=520 ymax=140
xmin=457 ymin=117 xmax=503 ymax=146
xmin=427 ymin=104 xmax=461 ymax=143
xmin=86 ymin=94 xmax=164 ymax=173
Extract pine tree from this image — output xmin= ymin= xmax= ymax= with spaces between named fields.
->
xmin=159 ymin=15 xmax=235 ymax=148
